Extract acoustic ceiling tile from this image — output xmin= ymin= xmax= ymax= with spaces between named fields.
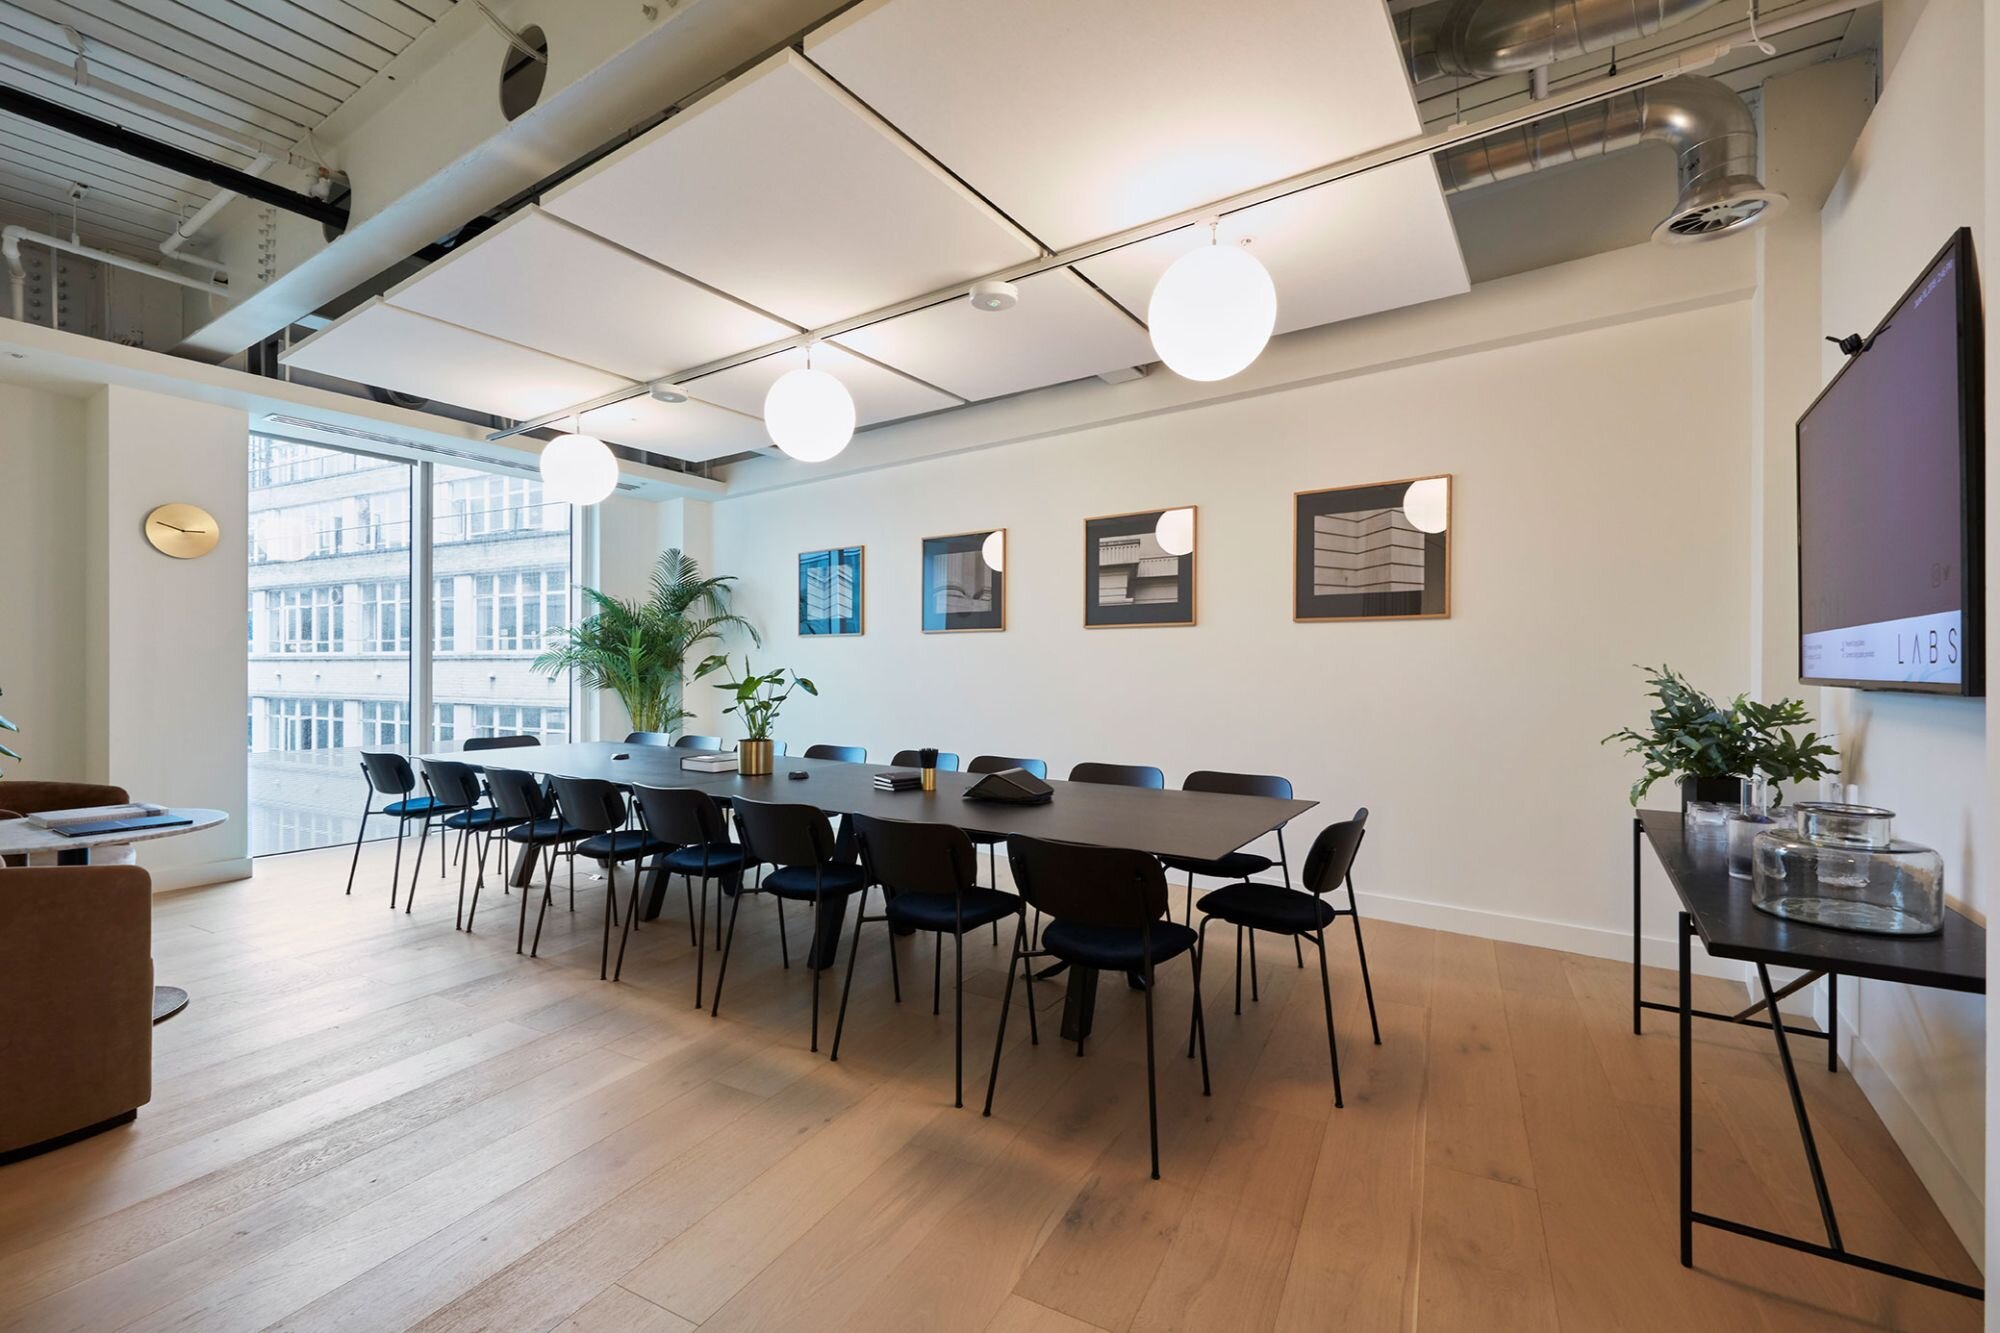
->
xmin=834 ymin=267 xmax=1154 ymax=401
xmin=383 ymin=207 xmax=795 ymax=383
xmin=543 ymin=49 xmax=1039 ymax=329
xmin=280 ymin=300 xmax=628 ymax=422
xmin=577 ymin=395 xmax=771 ymax=463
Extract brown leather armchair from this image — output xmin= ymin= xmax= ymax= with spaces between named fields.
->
xmin=0 ymin=864 xmax=153 ymax=1161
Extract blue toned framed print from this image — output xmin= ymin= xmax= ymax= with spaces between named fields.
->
xmin=799 ymin=545 xmax=864 ymax=636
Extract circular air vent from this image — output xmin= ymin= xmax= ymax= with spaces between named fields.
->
xmin=1652 ymin=188 xmax=1787 ymax=245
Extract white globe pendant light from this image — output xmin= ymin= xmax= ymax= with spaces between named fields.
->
xmin=540 ymin=421 xmax=618 ymax=506
xmin=1147 ymin=226 xmax=1276 ymax=382
xmin=1154 ymin=507 xmax=1195 ymax=556
xmin=1401 ymin=477 xmax=1450 ymax=534
xmin=764 ymin=349 xmax=856 ymax=462
xmin=980 ymin=530 xmax=1005 ymax=572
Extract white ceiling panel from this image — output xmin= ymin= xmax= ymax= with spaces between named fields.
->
xmin=835 ymin=268 xmax=1154 ymax=402
xmin=808 ymin=0 xmax=1430 ymax=252
xmin=578 ymin=396 xmax=771 ymax=464
xmin=382 ymin=208 xmax=797 ymax=383
xmin=543 ymin=49 xmax=1040 ymax=329
xmin=281 ymin=300 xmax=629 ymax=422
xmin=682 ymin=343 xmax=961 ymax=427
xmin=1079 ymin=160 xmax=1471 ymax=340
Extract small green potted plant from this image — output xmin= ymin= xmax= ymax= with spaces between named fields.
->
xmin=693 ymin=655 xmax=817 ymax=776
xmin=1602 ymin=665 xmax=1838 ymax=808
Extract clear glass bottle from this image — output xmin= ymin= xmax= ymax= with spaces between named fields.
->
xmin=1751 ymin=803 xmax=1945 ymax=935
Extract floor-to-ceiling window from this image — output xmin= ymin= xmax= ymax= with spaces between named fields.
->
xmin=246 ymin=442 xmax=573 ymax=857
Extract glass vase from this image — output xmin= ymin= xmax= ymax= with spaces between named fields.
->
xmin=1751 ymin=803 xmax=1945 ymax=935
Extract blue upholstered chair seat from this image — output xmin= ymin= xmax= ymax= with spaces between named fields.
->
xmin=1194 ymin=883 xmax=1337 ymax=934
xmin=1039 ymin=919 xmax=1197 ymax=971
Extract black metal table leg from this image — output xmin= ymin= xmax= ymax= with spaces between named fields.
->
xmin=508 ymin=839 xmax=538 ymax=890
xmin=807 ymin=893 xmax=847 ymax=970
xmin=1826 ymin=973 xmax=1839 ymax=1073
xmin=1634 ymin=817 xmax=1645 ymax=1035
xmin=1679 ymin=910 xmax=1693 ymax=1268
xmin=1059 ymin=965 xmax=1098 ymax=1042
xmin=1755 ymin=962 xmax=1842 ymax=1251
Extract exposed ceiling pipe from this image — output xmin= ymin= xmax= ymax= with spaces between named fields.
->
xmin=1401 ymin=0 xmax=1724 ymax=80
xmin=0 ymin=37 xmax=276 ymax=159
xmin=1434 ymin=73 xmax=1786 ymax=242
xmin=4 ymin=224 xmax=232 ymax=322
xmin=0 ymin=84 xmax=347 ymax=232
xmin=159 ymin=154 xmax=275 ymax=277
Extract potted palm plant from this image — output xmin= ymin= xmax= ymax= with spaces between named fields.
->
xmin=693 ymin=655 xmax=817 ymax=776
xmin=1602 ymin=665 xmax=1838 ymax=807
xmin=0 ymin=687 xmax=18 ymax=775
xmin=533 ymin=550 xmax=758 ymax=737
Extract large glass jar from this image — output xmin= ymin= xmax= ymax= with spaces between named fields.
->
xmin=1751 ymin=803 xmax=1945 ymax=935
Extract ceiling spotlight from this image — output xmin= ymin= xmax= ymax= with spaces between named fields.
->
xmin=1147 ymin=224 xmax=1276 ymax=382
xmin=970 ymin=279 xmax=1019 ymax=312
xmin=1154 ymin=507 xmax=1195 ymax=557
xmin=1401 ymin=477 xmax=1450 ymax=534
xmin=540 ymin=420 xmax=618 ymax=506
xmin=764 ymin=348 xmax=855 ymax=462
xmin=649 ymin=380 xmax=689 ymax=403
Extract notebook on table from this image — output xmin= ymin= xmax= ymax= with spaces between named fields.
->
xmin=27 ymin=803 xmax=168 ymax=829
xmin=52 ymin=813 xmax=193 ymax=838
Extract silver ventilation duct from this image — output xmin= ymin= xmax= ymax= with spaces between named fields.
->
xmin=1434 ymin=75 xmax=1786 ymax=242
xmin=1401 ymin=0 xmax=1724 ymax=80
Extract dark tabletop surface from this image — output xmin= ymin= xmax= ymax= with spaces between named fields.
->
xmin=429 ymin=743 xmax=1318 ymax=862
xmin=1639 ymin=809 xmax=1985 ymax=993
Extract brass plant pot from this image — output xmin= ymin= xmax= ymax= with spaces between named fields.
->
xmin=739 ymin=738 xmax=774 ymax=776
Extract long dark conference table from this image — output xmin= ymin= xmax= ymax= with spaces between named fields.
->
xmin=433 ymin=742 xmax=1317 ymax=1036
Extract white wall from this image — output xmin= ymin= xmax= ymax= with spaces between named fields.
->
xmin=81 ymin=385 xmax=251 ymax=888
xmin=709 ymin=258 xmax=1753 ymax=967
xmin=0 ymin=381 xmax=87 ymax=785
xmin=1817 ymin=0 xmax=1988 ymax=1260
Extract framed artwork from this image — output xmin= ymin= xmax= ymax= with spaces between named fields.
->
xmin=798 ymin=545 xmax=864 ymax=636
xmin=1294 ymin=475 xmax=1451 ymax=621
xmin=921 ymin=529 xmax=1005 ymax=632
xmin=1084 ymin=506 xmax=1195 ymax=628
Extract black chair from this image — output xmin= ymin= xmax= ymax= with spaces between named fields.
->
xmin=463 ymin=735 xmax=540 ymax=752
xmin=1160 ymin=770 xmax=1304 ymax=978
xmin=724 ymin=799 xmax=869 ymax=1051
xmin=890 ymin=750 xmax=960 ymax=771
xmin=485 ymin=768 xmax=585 ymax=953
xmin=985 ymin=834 xmax=1209 ymax=1179
xmin=964 ymin=755 xmax=1049 ymax=940
xmin=1192 ymin=810 xmax=1379 ymax=1107
xmin=1067 ymin=761 xmax=1165 ymax=789
xmin=419 ymin=759 xmax=516 ymax=929
xmin=673 ymin=734 xmax=724 ymax=752
xmin=630 ymin=784 xmax=744 ymax=1002
xmin=540 ymin=777 xmax=667 ymax=980
xmin=803 ymin=744 xmax=867 ymax=763
xmin=835 ymin=815 xmax=1024 ymax=1106
xmin=625 ymin=731 xmax=675 ymax=747
xmin=345 ymin=752 xmax=468 ymax=910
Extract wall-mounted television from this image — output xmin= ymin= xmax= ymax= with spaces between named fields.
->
xmin=1797 ymin=228 xmax=1984 ymax=695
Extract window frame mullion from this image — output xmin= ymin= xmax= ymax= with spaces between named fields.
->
xmin=411 ymin=460 xmax=433 ymax=757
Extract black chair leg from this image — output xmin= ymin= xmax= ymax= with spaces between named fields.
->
xmin=515 ymin=844 xmax=530 ymax=954
xmin=1142 ymin=954 xmax=1160 ymax=1180
xmin=693 ymin=874 xmax=710 ymax=1009
xmin=1020 ymin=915 xmax=1039 ymax=1047
xmin=776 ymin=897 xmax=790 ymax=969
xmin=953 ymin=923 xmax=965 ymax=1108
xmin=1249 ymin=926 xmax=1260 ymax=1002
xmin=1315 ymin=928 xmax=1344 ymax=1108
xmin=1189 ymin=917 xmax=1213 ymax=1059
xmin=1294 ymin=935 xmax=1304 ymax=968
xmin=531 ymin=879 xmax=553 ymax=957
xmin=1347 ymin=885 xmax=1382 ymax=1045
xmin=830 ymin=886 xmax=870 ymax=1062
xmin=406 ymin=817 xmax=431 ymax=914
xmin=467 ymin=831 xmax=488 ymax=930
xmin=710 ymin=881 xmax=746 ymax=1019
xmin=685 ymin=874 xmax=697 ymax=946
xmin=455 ymin=825 xmax=471 ymax=930
xmin=932 ymin=935 xmax=943 ymax=1016
xmin=887 ymin=903 xmax=903 ymax=1003
xmin=345 ymin=794 xmax=370 ymax=896
xmin=988 ymin=844 xmax=999 ymax=945
xmin=614 ymin=865 xmax=642 ymax=982
xmin=1190 ymin=944 xmax=1211 ymax=1094
xmin=982 ymin=918 xmax=1026 ymax=1116
xmin=1233 ymin=924 xmax=1244 ymax=1015
xmin=389 ymin=818 xmax=407 ymax=910
xmin=1184 ymin=871 xmax=1195 ymax=926
xmin=600 ymin=861 xmax=616 ymax=981
xmin=809 ymin=894 xmax=825 ymax=1052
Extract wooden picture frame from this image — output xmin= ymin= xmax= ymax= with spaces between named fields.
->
xmin=798 ymin=545 xmax=864 ymax=636
xmin=1083 ymin=506 xmax=1196 ymax=628
xmin=1293 ymin=475 xmax=1452 ymax=622
xmin=921 ymin=529 xmax=1006 ymax=632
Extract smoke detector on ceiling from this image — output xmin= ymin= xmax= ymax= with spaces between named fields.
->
xmin=649 ymin=381 xmax=690 ymax=403
xmin=969 ymin=279 xmax=1019 ymax=312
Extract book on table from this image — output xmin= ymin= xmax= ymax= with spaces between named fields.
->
xmin=873 ymin=770 xmax=923 ymax=792
xmin=26 ymin=803 xmax=168 ymax=829
xmin=681 ymin=753 xmax=739 ymax=773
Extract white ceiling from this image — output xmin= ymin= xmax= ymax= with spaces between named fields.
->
xmin=285 ymin=0 xmax=1472 ymax=465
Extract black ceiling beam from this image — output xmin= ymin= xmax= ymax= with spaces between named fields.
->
xmin=0 ymin=82 xmax=349 ymax=232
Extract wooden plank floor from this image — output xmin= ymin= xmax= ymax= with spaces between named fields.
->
xmin=0 ymin=840 xmax=1981 ymax=1332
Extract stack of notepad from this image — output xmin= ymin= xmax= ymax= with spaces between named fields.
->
xmin=873 ymin=770 xmax=923 ymax=792
xmin=681 ymin=752 xmax=739 ymax=773
xmin=28 ymin=803 xmax=167 ymax=829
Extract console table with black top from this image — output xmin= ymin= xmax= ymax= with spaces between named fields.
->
xmin=1632 ymin=808 xmax=1985 ymax=1301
